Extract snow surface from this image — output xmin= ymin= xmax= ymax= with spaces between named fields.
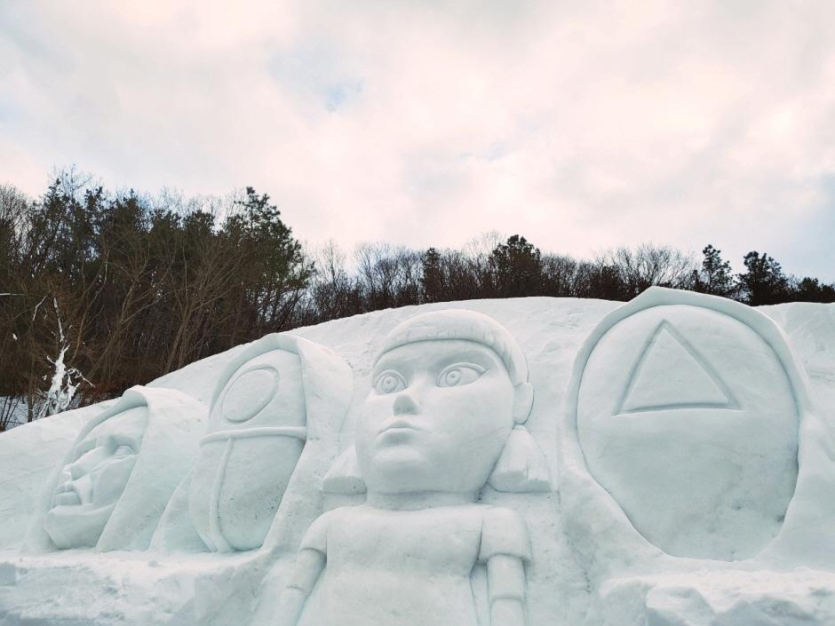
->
xmin=0 ymin=292 xmax=833 ymax=626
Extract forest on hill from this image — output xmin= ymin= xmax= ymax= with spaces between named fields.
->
xmin=1 ymin=170 xmax=833 ymax=429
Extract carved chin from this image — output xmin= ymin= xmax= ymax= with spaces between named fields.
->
xmin=364 ymin=446 xmax=433 ymax=491
xmin=43 ymin=503 xmax=117 ymax=549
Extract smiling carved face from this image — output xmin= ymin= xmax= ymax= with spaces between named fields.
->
xmin=43 ymin=406 xmax=147 ymax=549
xmin=356 ymin=339 xmax=515 ymax=495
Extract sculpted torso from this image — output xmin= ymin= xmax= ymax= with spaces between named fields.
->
xmin=299 ymin=505 xmax=480 ymax=626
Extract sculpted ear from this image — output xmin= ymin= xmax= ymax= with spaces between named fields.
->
xmin=512 ymin=381 xmax=534 ymax=424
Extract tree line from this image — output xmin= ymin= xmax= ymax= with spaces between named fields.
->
xmin=1 ymin=172 xmax=833 ymax=429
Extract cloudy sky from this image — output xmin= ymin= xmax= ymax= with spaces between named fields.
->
xmin=2 ymin=1 xmax=834 ymax=279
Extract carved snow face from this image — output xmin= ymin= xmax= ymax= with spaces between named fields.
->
xmin=357 ymin=339 xmax=515 ymax=495
xmin=189 ymin=349 xmax=306 ymax=551
xmin=43 ymin=407 xmax=147 ymax=549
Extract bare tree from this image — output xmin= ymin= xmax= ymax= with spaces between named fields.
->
xmin=596 ymin=244 xmax=696 ymax=299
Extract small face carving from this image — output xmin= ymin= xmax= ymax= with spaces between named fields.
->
xmin=357 ymin=339 xmax=515 ymax=495
xmin=43 ymin=406 xmax=148 ymax=549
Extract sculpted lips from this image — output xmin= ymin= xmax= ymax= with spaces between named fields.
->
xmin=379 ymin=419 xmax=423 ymax=435
xmin=53 ymin=483 xmax=83 ymax=507
xmin=53 ymin=475 xmax=93 ymax=507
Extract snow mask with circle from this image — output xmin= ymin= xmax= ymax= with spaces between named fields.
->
xmin=188 ymin=348 xmax=306 ymax=552
xmin=43 ymin=406 xmax=147 ymax=549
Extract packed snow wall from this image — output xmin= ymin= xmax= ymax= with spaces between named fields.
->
xmin=1 ymin=288 xmax=834 ymax=626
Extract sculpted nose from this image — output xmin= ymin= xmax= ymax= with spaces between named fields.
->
xmin=69 ymin=460 xmax=85 ymax=480
xmin=393 ymin=394 xmax=418 ymax=415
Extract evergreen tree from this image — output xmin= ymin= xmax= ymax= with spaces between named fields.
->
xmin=692 ymin=245 xmax=735 ymax=297
xmin=421 ymin=247 xmax=444 ymax=303
xmin=490 ymin=235 xmax=543 ymax=298
xmin=738 ymin=251 xmax=789 ymax=305
xmin=792 ymin=277 xmax=835 ymax=303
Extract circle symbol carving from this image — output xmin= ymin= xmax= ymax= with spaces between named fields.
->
xmin=221 ymin=367 xmax=279 ymax=423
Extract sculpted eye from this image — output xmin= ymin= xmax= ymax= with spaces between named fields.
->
xmin=106 ymin=436 xmax=135 ymax=458
xmin=73 ymin=440 xmax=96 ymax=462
xmin=113 ymin=444 xmax=134 ymax=458
xmin=374 ymin=370 xmax=407 ymax=395
xmin=437 ymin=363 xmax=486 ymax=388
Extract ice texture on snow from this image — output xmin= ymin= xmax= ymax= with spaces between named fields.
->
xmin=0 ymin=290 xmax=833 ymax=626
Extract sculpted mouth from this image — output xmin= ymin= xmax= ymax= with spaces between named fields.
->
xmin=380 ymin=420 xmax=423 ymax=434
xmin=53 ymin=479 xmax=91 ymax=507
xmin=53 ymin=484 xmax=82 ymax=507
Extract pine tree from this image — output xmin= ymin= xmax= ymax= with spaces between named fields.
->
xmin=692 ymin=245 xmax=735 ymax=297
xmin=490 ymin=235 xmax=543 ymax=298
xmin=738 ymin=251 xmax=789 ymax=306
xmin=421 ymin=247 xmax=444 ymax=303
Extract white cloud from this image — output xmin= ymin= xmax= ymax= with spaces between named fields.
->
xmin=1 ymin=0 xmax=834 ymax=279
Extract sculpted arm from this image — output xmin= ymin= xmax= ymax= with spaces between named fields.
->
xmin=487 ymin=553 xmax=526 ymax=626
xmin=480 ymin=507 xmax=530 ymax=626
xmin=275 ymin=511 xmax=331 ymax=626
xmin=275 ymin=547 xmax=326 ymax=626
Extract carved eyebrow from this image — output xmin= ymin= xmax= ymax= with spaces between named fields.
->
xmin=372 ymin=356 xmax=413 ymax=377
xmin=373 ymin=367 xmax=407 ymax=380
xmin=440 ymin=347 xmax=495 ymax=363
xmin=107 ymin=433 xmax=142 ymax=450
xmin=374 ymin=347 xmax=500 ymax=381
xmin=73 ymin=438 xmax=97 ymax=460
xmin=426 ymin=346 xmax=498 ymax=373
xmin=439 ymin=361 xmax=487 ymax=372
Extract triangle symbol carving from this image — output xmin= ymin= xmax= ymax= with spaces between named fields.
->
xmin=616 ymin=321 xmax=739 ymax=415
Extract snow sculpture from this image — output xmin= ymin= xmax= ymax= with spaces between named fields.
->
xmin=152 ymin=334 xmax=353 ymax=553
xmin=23 ymin=386 xmax=205 ymax=552
xmin=276 ymin=310 xmax=550 ymax=626
xmin=560 ymin=287 xmax=820 ymax=574
xmin=7 ymin=296 xmax=835 ymax=626
xmin=564 ymin=287 xmax=802 ymax=563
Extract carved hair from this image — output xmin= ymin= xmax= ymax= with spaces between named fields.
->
xmin=377 ymin=309 xmax=529 ymax=386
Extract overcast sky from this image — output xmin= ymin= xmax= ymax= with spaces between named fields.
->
xmin=1 ymin=1 xmax=834 ymax=280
